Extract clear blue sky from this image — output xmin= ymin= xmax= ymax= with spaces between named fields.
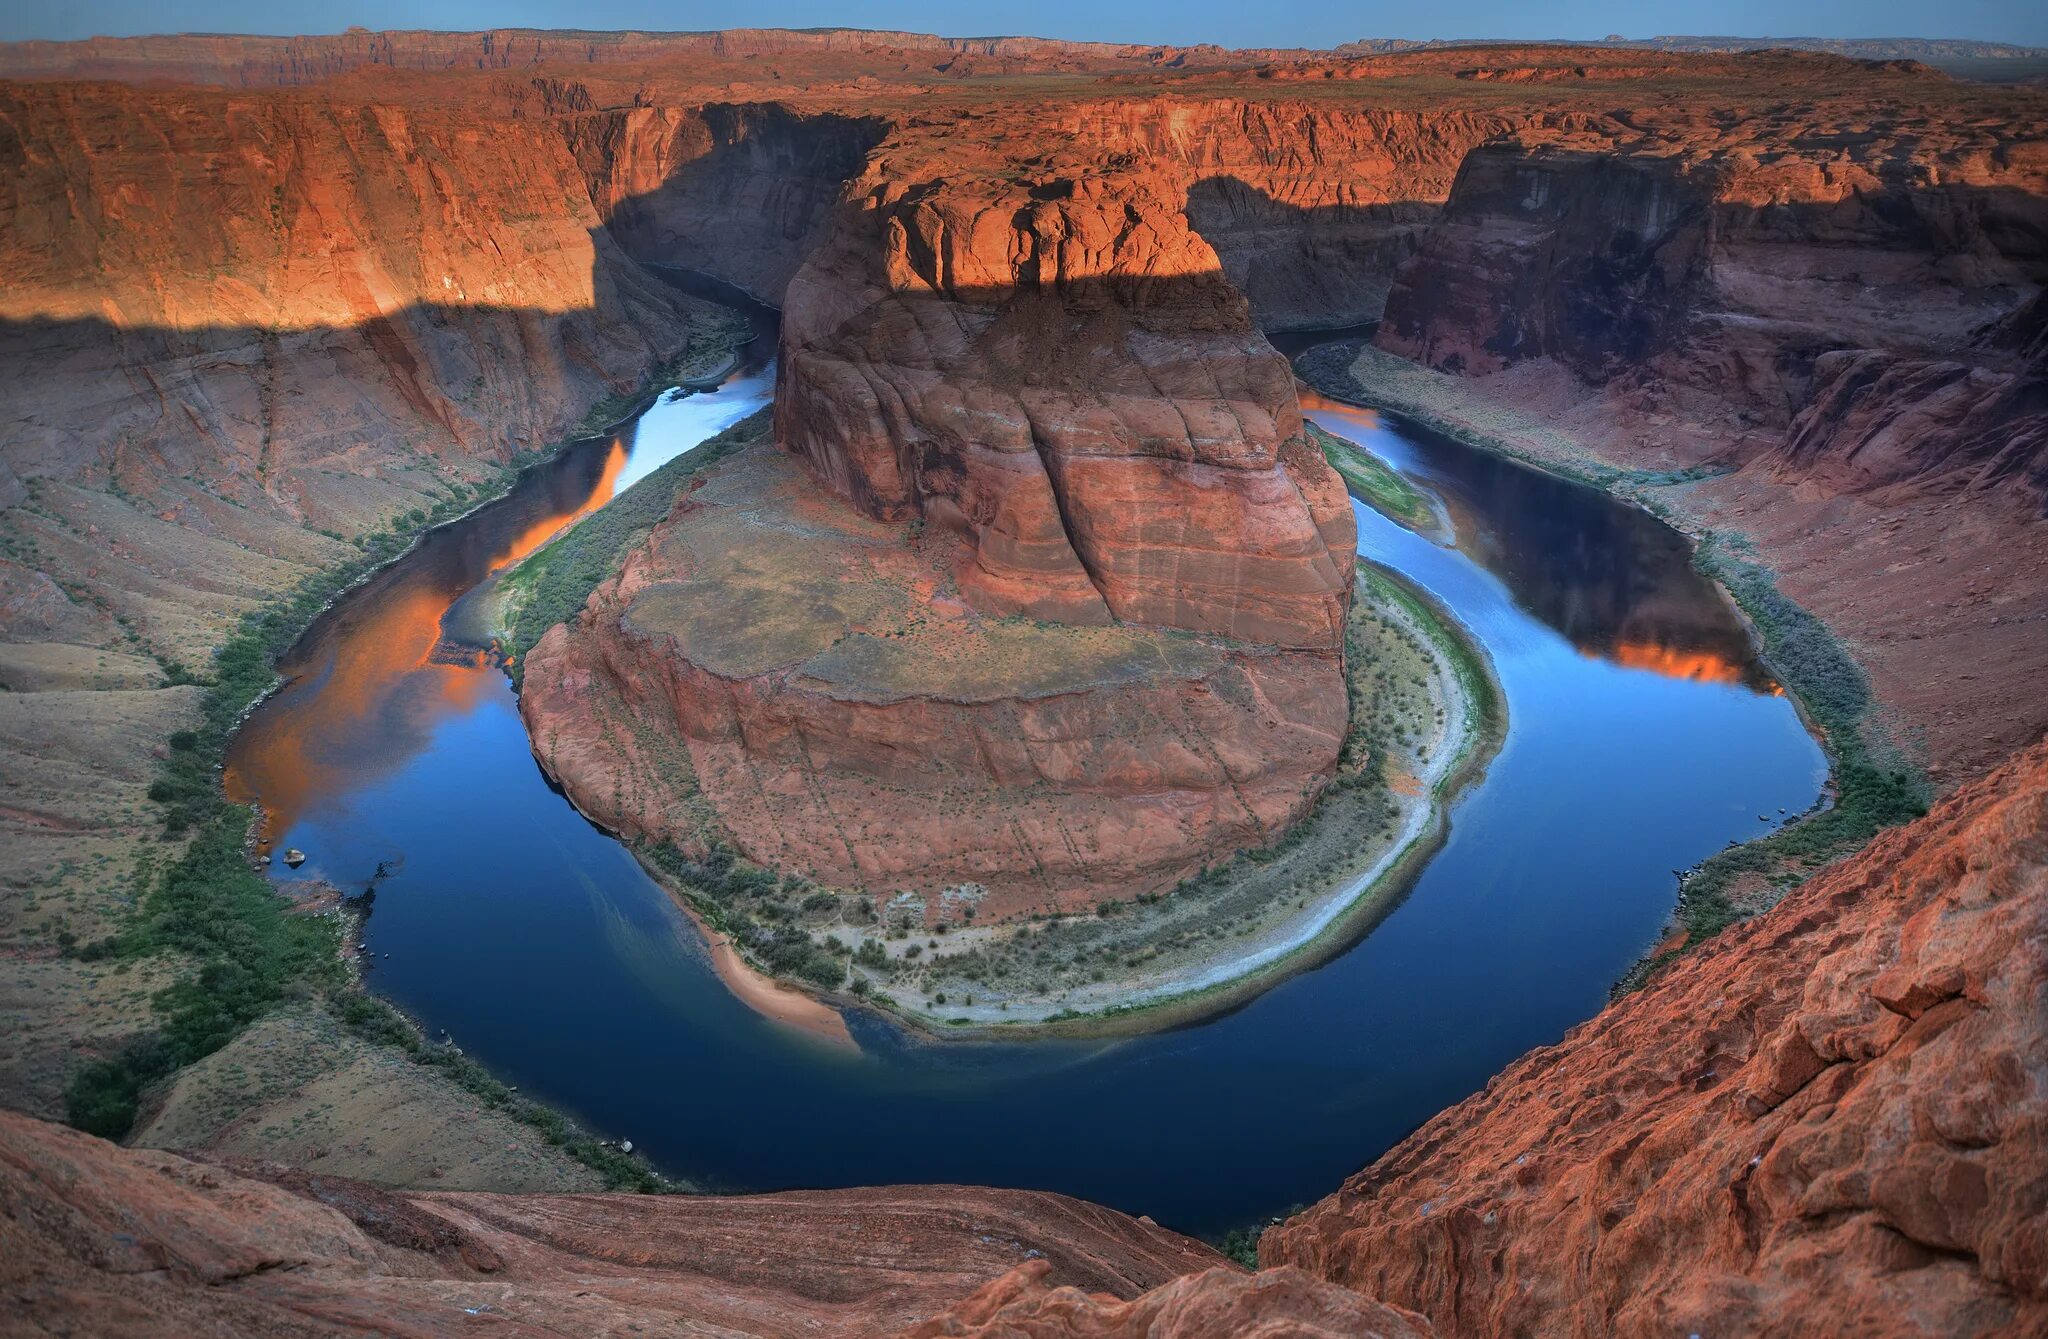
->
xmin=6 ymin=1 xmax=2043 ymax=48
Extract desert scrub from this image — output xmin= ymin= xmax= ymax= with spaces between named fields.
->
xmin=1307 ymin=420 xmax=1432 ymax=530
xmin=1640 ymin=541 xmax=1928 ymax=957
xmin=573 ymin=304 xmax=752 ymax=434
xmin=1294 ymin=336 xmax=1927 ymax=969
xmin=66 ymin=348 xmax=748 ymax=1185
xmin=497 ymin=408 xmax=774 ymax=675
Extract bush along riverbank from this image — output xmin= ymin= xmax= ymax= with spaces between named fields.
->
xmin=1291 ymin=339 xmax=1929 ymax=986
xmin=491 ymin=408 xmax=774 ymax=682
xmin=61 ymin=332 xmax=751 ymax=1189
xmin=597 ymin=557 xmax=1500 ymax=1041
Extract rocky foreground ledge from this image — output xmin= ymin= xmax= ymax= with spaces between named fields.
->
xmin=5 ymin=738 xmax=2040 ymax=1336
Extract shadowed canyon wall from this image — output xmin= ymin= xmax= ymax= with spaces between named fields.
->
xmin=2 ymin=46 xmax=2046 ymax=1337
xmin=567 ymin=102 xmax=889 ymax=299
xmin=1377 ymin=132 xmax=2048 ymax=505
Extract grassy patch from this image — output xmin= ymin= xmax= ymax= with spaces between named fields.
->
xmin=1307 ymin=421 xmax=1432 ymax=530
xmin=71 ymin=487 xmax=496 ymax=1137
xmin=1295 ymin=338 xmax=1930 ymax=972
xmin=498 ymin=408 xmax=773 ymax=673
xmin=68 ymin=340 xmax=752 ymax=1190
xmin=572 ymin=305 xmax=752 ymax=436
xmin=1649 ymin=542 xmax=1929 ymax=949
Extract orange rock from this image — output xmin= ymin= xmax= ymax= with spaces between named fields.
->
xmin=1263 ymin=738 xmax=2048 ymax=1338
xmin=898 ymin=1258 xmax=1432 ymax=1338
xmin=519 ymin=444 xmax=1347 ymax=914
xmin=0 ymin=1108 xmax=1231 ymax=1338
xmin=776 ymin=142 xmax=1356 ymax=649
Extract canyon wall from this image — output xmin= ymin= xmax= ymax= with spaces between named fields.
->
xmin=567 ymin=101 xmax=888 ymax=299
xmin=1262 ymin=736 xmax=2048 ymax=1337
xmin=1376 ymin=124 xmax=2048 ymax=503
xmin=1068 ymin=100 xmax=1589 ymax=329
xmin=0 ymin=80 xmax=706 ymax=640
xmin=776 ymin=135 xmax=1356 ymax=647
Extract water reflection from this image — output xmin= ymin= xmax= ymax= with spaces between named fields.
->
xmin=1298 ymin=390 xmax=1779 ymax=695
xmin=220 ymin=322 xmax=1825 ymax=1237
xmin=225 ymin=347 xmax=777 ymax=849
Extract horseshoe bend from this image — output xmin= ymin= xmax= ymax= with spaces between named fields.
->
xmin=0 ymin=22 xmax=2044 ymax=1338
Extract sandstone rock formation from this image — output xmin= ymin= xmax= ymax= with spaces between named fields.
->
xmin=777 ymin=140 xmax=1357 ymax=647
xmin=1375 ymin=120 xmax=2048 ymax=503
xmin=899 ymin=1259 xmax=1430 ymax=1339
xmin=568 ymin=101 xmax=889 ymax=300
xmin=520 ymin=438 xmax=1348 ymax=915
xmin=4 ymin=41 xmax=2047 ymax=1330
xmin=0 ymin=1108 xmax=1231 ymax=1338
xmin=1264 ymin=737 xmax=2048 ymax=1338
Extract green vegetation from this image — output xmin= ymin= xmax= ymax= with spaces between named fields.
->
xmin=1296 ymin=339 xmax=1931 ymax=975
xmin=1308 ymin=421 xmax=1433 ymax=530
xmin=69 ymin=484 xmax=504 ymax=1137
xmin=1654 ymin=542 xmax=1929 ymax=947
xmin=65 ymin=364 xmax=754 ymax=1188
xmin=572 ymin=306 xmax=751 ymax=435
xmin=498 ymin=408 xmax=773 ymax=673
xmin=1213 ymin=1224 xmax=1264 ymax=1269
xmin=646 ymin=842 xmax=849 ymax=991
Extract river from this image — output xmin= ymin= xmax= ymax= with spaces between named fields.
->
xmin=224 ymin=322 xmax=1825 ymax=1238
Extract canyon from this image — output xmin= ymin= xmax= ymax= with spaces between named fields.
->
xmin=0 ymin=27 xmax=2043 ymax=1336
xmin=4 ymin=738 xmax=2041 ymax=1335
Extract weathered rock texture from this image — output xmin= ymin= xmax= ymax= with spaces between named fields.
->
xmin=1376 ymin=124 xmax=2048 ymax=507
xmin=568 ymin=102 xmax=890 ymax=299
xmin=899 ymin=1258 xmax=1430 ymax=1339
xmin=1264 ymin=737 xmax=2048 ymax=1338
xmin=0 ymin=80 xmax=719 ymax=664
xmin=0 ymin=1108 xmax=1232 ymax=1338
xmin=778 ymin=139 xmax=1357 ymax=648
xmin=521 ymin=441 xmax=1347 ymax=915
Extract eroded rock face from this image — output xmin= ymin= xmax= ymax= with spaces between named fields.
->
xmin=1765 ymin=294 xmax=2048 ymax=509
xmin=0 ymin=1108 xmax=1231 ymax=1338
xmin=898 ymin=1259 xmax=1432 ymax=1339
xmin=777 ymin=142 xmax=1356 ymax=649
xmin=0 ymin=81 xmax=701 ymax=527
xmin=1375 ymin=119 xmax=2048 ymax=502
xmin=520 ymin=441 xmax=1347 ymax=915
xmin=1263 ymin=738 xmax=2048 ymax=1338
xmin=568 ymin=102 xmax=890 ymax=299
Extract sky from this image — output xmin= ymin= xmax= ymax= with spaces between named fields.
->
xmin=5 ymin=0 xmax=2044 ymax=48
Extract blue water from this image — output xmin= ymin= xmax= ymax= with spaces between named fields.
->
xmin=228 ymin=345 xmax=1825 ymax=1237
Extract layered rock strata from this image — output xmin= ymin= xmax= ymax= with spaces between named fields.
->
xmin=1376 ymin=129 xmax=2048 ymax=504
xmin=520 ymin=441 xmax=1348 ymax=915
xmin=776 ymin=143 xmax=1357 ymax=648
xmin=0 ymin=1108 xmax=1232 ymax=1339
xmin=1264 ymin=738 xmax=2048 ymax=1338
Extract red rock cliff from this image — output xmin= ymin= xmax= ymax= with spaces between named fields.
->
xmin=0 ymin=81 xmax=704 ymax=534
xmin=777 ymin=136 xmax=1356 ymax=649
xmin=0 ymin=1107 xmax=1233 ymax=1338
xmin=1263 ymin=737 xmax=2048 ymax=1338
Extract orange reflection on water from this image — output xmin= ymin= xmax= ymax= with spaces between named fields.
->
xmin=490 ymin=440 xmax=626 ymax=574
xmin=1600 ymin=639 xmax=1781 ymax=694
xmin=225 ymin=439 xmax=629 ymax=845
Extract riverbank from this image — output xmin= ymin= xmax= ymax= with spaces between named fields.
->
xmin=1292 ymin=340 xmax=1928 ymax=975
xmin=58 ymin=309 xmax=757 ymax=1189
xmin=902 ymin=561 xmax=1503 ymax=1040
xmin=580 ymin=544 xmax=1501 ymax=1042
